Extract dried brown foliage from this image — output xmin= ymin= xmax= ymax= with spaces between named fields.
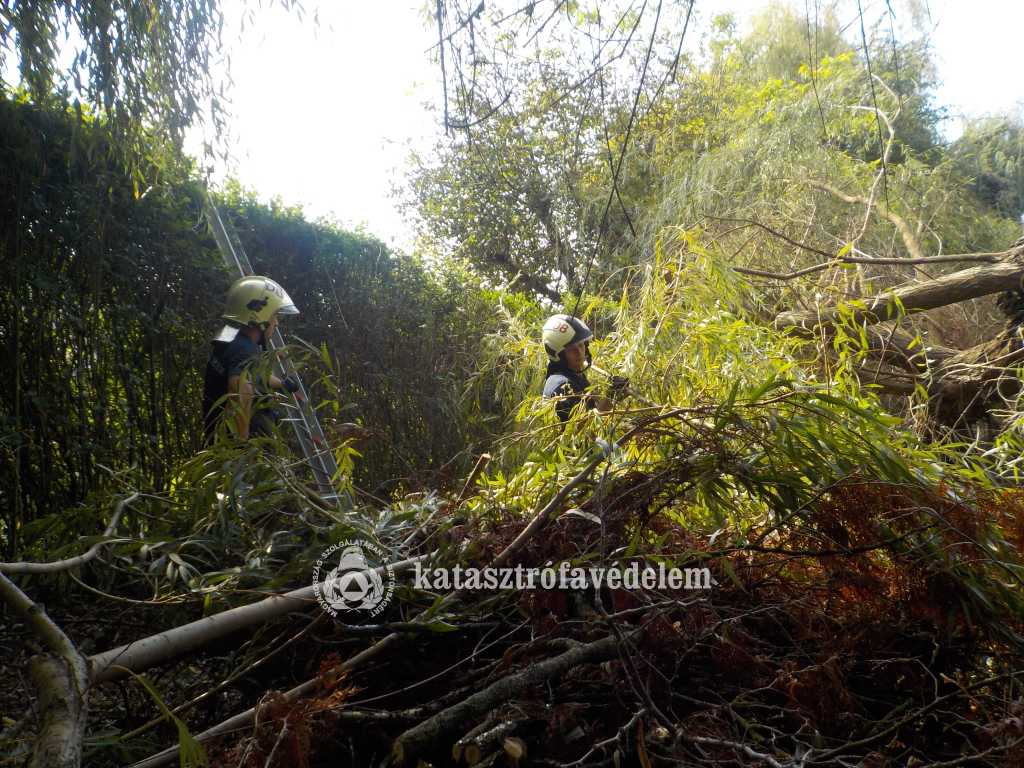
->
xmin=200 ymin=464 xmax=1024 ymax=768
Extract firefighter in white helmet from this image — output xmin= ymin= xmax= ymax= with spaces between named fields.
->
xmin=203 ymin=276 xmax=301 ymax=441
xmin=542 ymin=314 xmax=628 ymax=423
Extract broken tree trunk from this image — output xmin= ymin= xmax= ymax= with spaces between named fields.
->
xmin=773 ymin=249 xmax=1024 ymax=335
xmin=0 ymin=571 xmax=89 ymax=768
xmin=771 ymin=240 xmax=1024 ymax=432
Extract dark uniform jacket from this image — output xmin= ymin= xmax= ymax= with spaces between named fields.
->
xmin=543 ymin=362 xmax=594 ymax=423
xmin=203 ymin=331 xmax=266 ymax=441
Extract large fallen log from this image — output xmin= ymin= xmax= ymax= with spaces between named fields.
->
xmin=770 ymin=239 xmax=1024 ymax=429
xmin=89 ymin=555 xmax=430 ymax=683
xmin=773 ymin=250 xmax=1024 ymax=335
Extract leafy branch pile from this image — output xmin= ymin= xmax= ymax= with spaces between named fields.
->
xmin=5 ymin=244 xmax=1024 ymax=768
xmin=204 ymin=476 xmax=1024 ymax=768
xmin=198 ymin=245 xmax=1024 ymax=768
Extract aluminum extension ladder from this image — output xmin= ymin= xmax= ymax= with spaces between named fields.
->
xmin=205 ymin=199 xmax=350 ymax=509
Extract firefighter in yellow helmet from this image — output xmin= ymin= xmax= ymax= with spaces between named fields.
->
xmin=203 ymin=276 xmax=300 ymax=441
xmin=542 ymin=314 xmax=628 ymax=423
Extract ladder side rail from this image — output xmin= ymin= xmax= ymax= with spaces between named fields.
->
xmin=265 ymin=330 xmax=351 ymax=508
xmin=206 ymin=204 xmax=251 ymax=277
xmin=204 ymin=200 xmax=345 ymax=503
xmin=266 ymin=329 xmax=341 ymax=491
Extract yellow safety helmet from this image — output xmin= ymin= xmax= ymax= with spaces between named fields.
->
xmin=222 ymin=276 xmax=299 ymax=331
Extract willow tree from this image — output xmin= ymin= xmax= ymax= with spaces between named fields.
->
xmin=0 ymin=0 xmax=308 ymax=175
xmin=414 ymin=1 xmax=1024 ymax=444
xmin=407 ymin=0 xmax=700 ymax=303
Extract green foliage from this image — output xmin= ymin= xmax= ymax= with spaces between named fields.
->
xmin=0 ymin=95 xmax=223 ymax=560
xmin=0 ymin=95 xmax=498 ymax=563
xmin=733 ymin=2 xmax=848 ymax=84
xmin=123 ymin=670 xmax=208 ymax=768
xmin=0 ymin=0 xmax=298 ymax=176
xmin=406 ymin=0 xmax=697 ymax=303
xmin=7 ymin=10 xmax=1024 ymax=764
xmin=408 ymin=0 xmax=1016 ymax=327
xmin=462 ymin=228 xmax=1024 ymax=643
xmin=948 ymin=116 xmax=1024 ymax=220
xmin=211 ymin=182 xmax=496 ymax=495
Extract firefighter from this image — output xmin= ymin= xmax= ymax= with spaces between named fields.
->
xmin=203 ymin=276 xmax=300 ymax=441
xmin=542 ymin=314 xmax=628 ymax=423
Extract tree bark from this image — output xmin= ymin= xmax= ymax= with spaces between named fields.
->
xmin=773 ymin=254 xmax=1024 ymax=335
xmin=89 ymin=554 xmax=430 ymax=683
xmin=0 ymin=571 xmax=89 ymax=768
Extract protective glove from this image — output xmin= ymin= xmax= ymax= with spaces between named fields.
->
xmin=281 ymin=376 xmax=300 ymax=394
xmin=608 ymin=375 xmax=630 ymax=396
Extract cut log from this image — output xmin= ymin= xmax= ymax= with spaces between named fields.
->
xmin=453 ymin=715 xmax=497 ymax=762
xmin=462 ymin=719 xmax=525 ymax=765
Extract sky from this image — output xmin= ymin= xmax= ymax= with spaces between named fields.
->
xmin=5 ymin=1 xmax=1021 ymax=247
xmin=196 ymin=1 xmax=438 ymax=248
xmin=156 ymin=0 xmax=1024 ymax=249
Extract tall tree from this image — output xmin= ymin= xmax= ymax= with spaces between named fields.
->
xmin=0 ymin=0 xmax=303 ymax=175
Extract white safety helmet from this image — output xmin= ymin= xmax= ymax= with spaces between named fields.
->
xmin=542 ymin=314 xmax=594 ymax=363
xmin=221 ymin=276 xmax=299 ymax=331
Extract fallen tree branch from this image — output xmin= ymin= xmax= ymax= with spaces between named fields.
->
xmin=488 ymin=416 xmax=671 ymax=571
xmin=89 ymin=554 xmax=430 ymax=683
xmin=0 ymin=570 xmax=89 ymax=768
xmin=858 ymin=323 xmax=956 ymax=372
xmin=566 ymin=708 xmax=645 ymax=767
xmin=83 ymin=613 xmax=329 ymax=759
xmin=0 ymin=492 xmax=139 ymax=574
xmin=452 ymin=714 xmax=497 ymax=762
xmin=774 ymin=254 xmax=1024 ymax=335
xmin=594 ymin=595 xmax=675 ymax=733
xmin=457 ymin=453 xmax=492 ymax=503
xmin=732 ymin=252 xmax=1002 ymax=281
xmin=67 ymin=569 xmax=193 ymax=606
xmin=804 ymin=178 xmax=927 ymax=260
xmin=386 ymin=634 xmax=625 ymax=766
xmin=707 ymin=216 xmax=836 ymax=260
xmin=708 ymin=216 xmax=1003 ymax=280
